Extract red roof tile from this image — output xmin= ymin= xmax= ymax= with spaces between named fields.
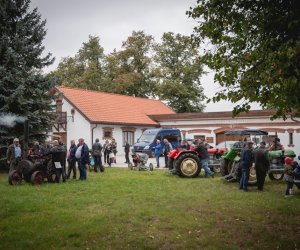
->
xmin=56 ymin=87 xmax=175 ymax=125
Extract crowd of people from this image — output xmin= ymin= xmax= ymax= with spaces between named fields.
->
xmin=5 ymin=136 xmax=300 ymax=197
xmin=6 ymin=137 xmax=129 ymax=182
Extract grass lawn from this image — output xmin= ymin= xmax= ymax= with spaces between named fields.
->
xmin=0 ymin=168 xmax=299 ymax=250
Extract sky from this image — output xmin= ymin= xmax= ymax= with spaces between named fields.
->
xmin=30 ymin=0 xmax=261 ymax=112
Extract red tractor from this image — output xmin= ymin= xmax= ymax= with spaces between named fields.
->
xmin=168 ymin=146 xmax=226 ymax=178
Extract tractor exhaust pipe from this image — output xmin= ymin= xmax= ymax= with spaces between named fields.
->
xmin=23 ymin=120 xmax=29 ymax=159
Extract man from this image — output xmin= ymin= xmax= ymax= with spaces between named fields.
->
xmin=103 ymin=140 xmax=109 ymax=165
xmin=269 ymin=137 xmax=284 ymax=151
xmin=49 ymin=140 xmax=66 ymax=182
xmin=40 ymin=139 xmax=51 ymax=155
xmin=239 ymin=141 xmax=254 ymax=191
xmin=67 ymin=140 xmax=77 ymax=179
xmin=254 ymin=141 xmax=270 ymax=191
xmin=163 ymin=138 xmax=172 ymax=168
xmin=75 ymin=138 xmax=89 ymax=180
xmin=7 ymin=138 xmax=22 ymax=173
xmin=92 ymin=138 xmax=104 ymax=172
xmin=124 ymin=140 xmax=130 ymax=164
xmin=195 ymin=139 xmax=214 ymax=177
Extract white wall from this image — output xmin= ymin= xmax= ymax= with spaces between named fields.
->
xmin=91 ymin=125 xmax=157 ymax=155
xmin=62 ymin=99 xmax=91 ymax=149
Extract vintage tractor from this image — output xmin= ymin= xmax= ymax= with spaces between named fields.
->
xmin=220 ymin=129 xmax=296 ymax=184
xmin=7 ymin=120 xmax=61 ymax=185
xmin=168 ymin=146 xmax=226 ymax=178
xmin=8 ymin=154 xmax=58 ymax=185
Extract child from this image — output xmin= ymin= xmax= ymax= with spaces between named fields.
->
xmin=283 ymin=157 xmax=294 ymax=198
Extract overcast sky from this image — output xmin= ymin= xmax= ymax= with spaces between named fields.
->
xmin=30 ymin=0 xmax=261 ymax=112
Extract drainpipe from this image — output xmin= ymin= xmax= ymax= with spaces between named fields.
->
xmin=91 ymin=124 xmax=98 ymax=147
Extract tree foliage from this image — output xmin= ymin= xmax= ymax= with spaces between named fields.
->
xmin=105 ymin=31 xmax=155 ymax=97
xmin=154 ymin=32 xmax=206 ymax=113
xmin=0 ymin=0 xmax=55 ymax=147
xmin=50 ymin=31 xmax=207 ymax=112
xmin=188 ymin=0 xmax=300 ymax=119
xmin=50 ymin=35 xmax=105 ymax=90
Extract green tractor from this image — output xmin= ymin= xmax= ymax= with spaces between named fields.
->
xmin=220 ymin=129 xmax=296 ymax=185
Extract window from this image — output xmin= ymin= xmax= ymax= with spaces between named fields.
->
xmin=123 ymin=131 xmax=134 ymax=146
xmin=121 ymin=127 xmax=136 ymax=146
xmin=103 ymin=127 xmax=113 ymax=139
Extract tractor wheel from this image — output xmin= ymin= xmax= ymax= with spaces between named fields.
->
xmin=248 ymin=165 xmax=257 ymax=186
xmin=149 ymin=163 xmax=154 ymax=171
xmin=268 ymin=173 xmax=284 ymax=181
xmin=175 ymin=153 xmax=201 ymax=178
xmin=212 ymin=165 xmax=221 ymax=173
xmin=128 ymin=163 xmax=133 ymax=170
xmin=220 ymin=158 xmax=229 ymax=176
xmin=19 ymin=160 xmax=34 ymax=182
xmin=8 ymin=170 xmax=22 ymax=185
xmin=47 ymin=170 xmax=58 ymax=183
xmin=31 ymin=171 xmax=44 ymax=185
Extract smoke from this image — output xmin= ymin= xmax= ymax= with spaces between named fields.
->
xmin=0 ymin=113 xmax=27 ymax=128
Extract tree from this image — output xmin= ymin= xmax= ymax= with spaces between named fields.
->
xmin=188 ymin=0 xmax=300 ymax=119
xmin=51 ymin=35 xmax=105 ymax=91
xmin=153 ymin=32 xmax=206 ymax=113
xmin=105 ymin=31 xmax=156 ymax=97
xmin=0 ymin=0 xmax=56 ymax=147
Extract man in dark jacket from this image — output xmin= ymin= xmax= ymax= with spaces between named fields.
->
xmin=75 ymin=138 xmax=89 ymax=180
xmin=124 ymin=140 xmax=130 ymax=164
xmin=254 ymin=141 xmax=270 ymax=191
xmin=7 ymin=138 xmax=22 ymax=173
xmin=67 ymin=140 xmax=77 ymax=179
xmin=239 ymin=141 xmax=254 ymax=191
xmin=49 ymin=140 xmax=66 ymax=182
xmin=163 ymin=138 xmax=172 ymax=168
xmin=92 ymin=138 xmax=104 ymax=172
xmin=195 ymin=139 xmax=214 ymax=177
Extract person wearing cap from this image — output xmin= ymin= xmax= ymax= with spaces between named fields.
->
xmin=7 ymin=138 xmax=22 ymax=173
xmin=283 ymin=157 xmax=294 ymax=198
xmin=254 ymin=141 xmax=270 ymax=191
xmin=239 ymin=141 xmax=254 ymax=191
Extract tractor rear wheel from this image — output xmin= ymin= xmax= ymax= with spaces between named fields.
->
xmin=19 ymin=160 xmax=34 ymax=182
xmin=248 ymin=165 xmax=257 ymax=186
xmin=175 ymin=153 xmax=201 ymax=178
xmin=220 ymin=158 xmax=229 ymax=176
xmin=8 ymin=170 xmax=22 ymax=185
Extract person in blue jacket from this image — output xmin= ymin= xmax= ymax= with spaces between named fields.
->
xmin=154 ymin=139 xmax=162 ymax=168
xmin=239 ymin=141 xmax=254 ymax=191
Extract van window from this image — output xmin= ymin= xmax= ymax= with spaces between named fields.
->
xmin=139 ymin=134 xmax=156 ymax=143
xmin=163 ymin=133 xmax=179 ymax=143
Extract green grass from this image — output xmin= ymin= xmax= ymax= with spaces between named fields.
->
xmin=0 ymin=168 xmax=299 ymax=250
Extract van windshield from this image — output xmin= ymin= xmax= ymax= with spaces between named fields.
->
xmin=138 ymin=134 xmax=156 ymax=143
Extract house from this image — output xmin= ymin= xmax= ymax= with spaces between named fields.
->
xmin=150 ymin=110 xmax=300 ymax=153
xmin=50 ymin=86 xmax=175 ymax=154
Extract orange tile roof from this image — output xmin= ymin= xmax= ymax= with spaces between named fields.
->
xmin=56 ymin=86 xmax=175 ymax=126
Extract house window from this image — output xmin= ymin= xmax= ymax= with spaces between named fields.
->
xmin=289 ymin=132 xmax=294 ymax=146
xmin=123 ymin=131 xmax=134 ymax=146
xmin=103 ymin=127 xmax=113 ymax=139
xmin=121 ymin=127 xmax=136 ymax=146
